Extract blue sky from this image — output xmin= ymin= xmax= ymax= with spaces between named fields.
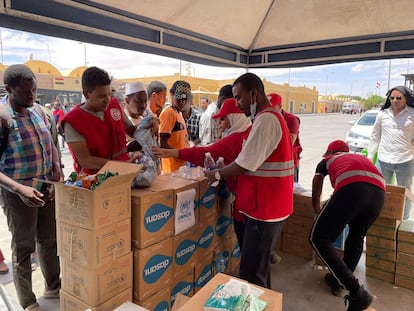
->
xmin=1 ymin=27 xmax=412 ymax=98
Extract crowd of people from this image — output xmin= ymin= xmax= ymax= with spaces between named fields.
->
xmin=0 ymin=63 xmax=412 ymax=311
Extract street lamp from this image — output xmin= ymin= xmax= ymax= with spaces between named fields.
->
xmin=325 ymin=71 xmax=334 ymax=96
xmin=79 ymin=42 xmax=87 ymax=66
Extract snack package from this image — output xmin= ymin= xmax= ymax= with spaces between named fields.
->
xmin=203 ymin=280 xmax=267 ymax=311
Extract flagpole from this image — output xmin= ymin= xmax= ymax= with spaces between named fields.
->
xmin=387 ymin=59 xmax=391 ymax=91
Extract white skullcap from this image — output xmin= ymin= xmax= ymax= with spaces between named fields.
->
xmin=125 ymin=81 xmax=146 ymax=96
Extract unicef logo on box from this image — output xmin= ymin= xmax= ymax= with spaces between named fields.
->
xmin=175 ymin=239 xmax=197 ymax=266
xmin=144 ymin=204 xmax=174 ymax=233
xmin=198 ymin=226 xmax=214 ymax=249
xmin=143 ymin=254 xmax=172 ymax=284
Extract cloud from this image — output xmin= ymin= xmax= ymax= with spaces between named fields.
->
xmin=2 ymin=27 xmax=414 ymax=97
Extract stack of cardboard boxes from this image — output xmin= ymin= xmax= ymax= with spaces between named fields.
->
xmin=131 ymin=172 xmax=238 ymax=310
xmin=365 ymin=185 xmax=407 ymax=284
xmin=395 ymin=220 xmax=414 ymax=290
xmin=56 ymin=161 xmax=140 ymax=311
xmin=280 ymin=191 xmax=316 ymax=261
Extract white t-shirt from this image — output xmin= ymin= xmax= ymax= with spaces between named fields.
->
xmin=235 ymin=111 xmax=282 ymax=171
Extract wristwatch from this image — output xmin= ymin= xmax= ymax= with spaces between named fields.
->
xmin=215 ymin=170 xmax=221 ymax=181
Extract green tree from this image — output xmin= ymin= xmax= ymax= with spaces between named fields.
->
xmin=364 ymin=95 xmax=385 ymax=110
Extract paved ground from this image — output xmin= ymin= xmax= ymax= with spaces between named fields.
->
xmin=0 ymin=114 xmax=413 ymax=310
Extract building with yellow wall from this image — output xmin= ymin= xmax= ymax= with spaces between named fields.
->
xmin=0 ymin=60 xmax=323 ymax=114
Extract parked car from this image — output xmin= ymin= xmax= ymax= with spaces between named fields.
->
xmin=345 ymin=109 xmax=379 ymax=152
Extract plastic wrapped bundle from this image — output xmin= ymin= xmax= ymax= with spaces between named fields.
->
xmin=131 ymin=116 xmax=160 ymax=187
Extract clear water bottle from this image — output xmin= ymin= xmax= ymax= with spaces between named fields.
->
xmin=215 ymin=252 xmax=226 ymax=274
xmin=204 ymin=152 xmax=216 ymax=170
xmin=204 ymin=152 xmax=219 ymax=186
xmin=216 ymin=157 xmax=224 ymax=169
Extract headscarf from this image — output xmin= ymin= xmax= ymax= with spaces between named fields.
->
xmin=225 ymin=113 xmax=252 ymax=136
xmin=382 ymin=85 xmax=414 ymax=110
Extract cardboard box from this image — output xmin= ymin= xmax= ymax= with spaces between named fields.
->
xmin=194 ymin=261 xmax=213 ymax=293
xmin=366 ymin=235 xmax=396 ymax=251
xmin=228 ymin=235 xmax=241 ymax=273
xmin=197 ymin=217 xmax=218 ymax=258
xmin=131 ymin=188 xmax=174 ymax=249
xmin=61 ymin=252 xmax=133 ymax=306
xmin=149 ymin=175 xmax=199 ymax=234
xmin=57 ymin=218 xmax=131 ymax=268
xmin=366 ymin=245 xmax=396 ymax=262
xmin=395 ymin=273 xmax=414 ymax=290
xmin=398 ymin=220 xmax=414 ymax=243
xmin=282 ymin=232 xmax=313 ymax=260
xmin=382 ymin=185 xmax=414 ymax=220
xmin=172 ymin=225 xmax=199 ymax=278
xmin=133 ymin=238 xmax=173 ymax=301
xmin=293 ymin=192 xmax=317 ymax=218
xmin=365 ymin=255 xmax=396 ymax=273
xmin=366 ymin=266 xmax=395 ymax=284
xmin=179 ymin=273 xmax=283 ymax=311
xmin=135 ymin=286 xmax=170 ymax=311
xmin=198 ymin=178 xmax=218 ymax=220
xmin=397 ymin=251 xmax=414 ymax=266
xmin=56 ymin=161 xmax=140 ymax=230
xmin=170 ymin=268 xmax=194 ymax=307
xmin=214 ymin=215 xmax=233 ymax=239
xmin=60 ymin=288 xmax=132 ymax=311
xmin=367 ymin=219 xmax=401 ymax=241
xmin=284 ymin=214 xmax=314 ymax=237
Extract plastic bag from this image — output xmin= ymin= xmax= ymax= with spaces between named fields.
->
xmin=131 ymin=116 xmax=160 ymax=187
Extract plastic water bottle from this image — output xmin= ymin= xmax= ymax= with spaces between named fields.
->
xmin=204 ymin=152 xmax=219 ymax=187
xmin=216 ymin=157 xmax=224 ymax=169
xmin=215 ymin=252 xmax=226 ymax=274
xmin=204 ymin=152 xmax=216 ymax=170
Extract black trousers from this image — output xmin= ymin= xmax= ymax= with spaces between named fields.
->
xmin=239 ymin=216 xmax=285 ymax=288
xmin=309 ymin=182 xmax=385 ymax=291
xmin=1 ymin=188 xmax=61 ymax=308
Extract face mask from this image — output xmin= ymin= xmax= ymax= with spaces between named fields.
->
xmin=250 ymin=102 xmax=257 ymax=119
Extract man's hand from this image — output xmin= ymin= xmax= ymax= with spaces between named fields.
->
xmin=204 ymin=169 xmax=218 ymax=183
xmin=16 ymin=184 xmax=45 ymax=207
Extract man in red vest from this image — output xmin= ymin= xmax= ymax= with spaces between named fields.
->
xmin=62 ymin=66 xmax=139 ymax=174
xmin=311 ymin=140 xmax=385 ymax=311
xmin=205 ymin=73 xmax=294 ymax=289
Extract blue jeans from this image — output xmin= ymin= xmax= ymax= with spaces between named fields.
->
xmin=377 ymin=159 xmax=414 ymax=220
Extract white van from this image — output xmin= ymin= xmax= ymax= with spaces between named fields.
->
xmin=342 ymin=102 xmax=359 ymax=114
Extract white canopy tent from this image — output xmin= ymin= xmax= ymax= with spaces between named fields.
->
xmin=1 ymin=0 xmax=414 ymax=68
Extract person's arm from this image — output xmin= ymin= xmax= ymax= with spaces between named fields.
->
xmin=312 ymin=174 xmax=324 ymax=214
xmin=0 ymin=173 xmax=45 ymax=207
xmin=68 ymin=140 xmax=110 ymax=170
xmin=367 ymin=112 xmax=381 ymax=160
xmin=151 ymin=147 xmax=179 ymax=158
xmin=204 ymin=161 xmax=247 ymax=183
xmin=311 ymin=159 xmax=328 ymax=214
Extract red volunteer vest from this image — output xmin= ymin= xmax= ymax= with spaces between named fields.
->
xmin=235 ymin=108 xmax=294 ymax=221
xmin=325 ymin=153 xmax=385 ymax=192
xmin=63 ymin=99 xmax=129 ymax=174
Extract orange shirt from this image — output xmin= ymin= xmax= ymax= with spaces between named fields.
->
xmin=159 ymin=106 xmax=189 ymax=172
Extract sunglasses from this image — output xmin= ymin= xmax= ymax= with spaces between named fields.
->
xmin=389 ymin=96 xmax=402 ymax=101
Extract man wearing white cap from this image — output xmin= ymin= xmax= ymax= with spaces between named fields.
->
xmin=124 ymin=81 xmax=148 ymax=127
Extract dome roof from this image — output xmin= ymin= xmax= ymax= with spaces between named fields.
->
xmin=24 ymin=60 xmax=61 ymax=76
xmin=68 ymin=66 xmax=87 ymax=79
